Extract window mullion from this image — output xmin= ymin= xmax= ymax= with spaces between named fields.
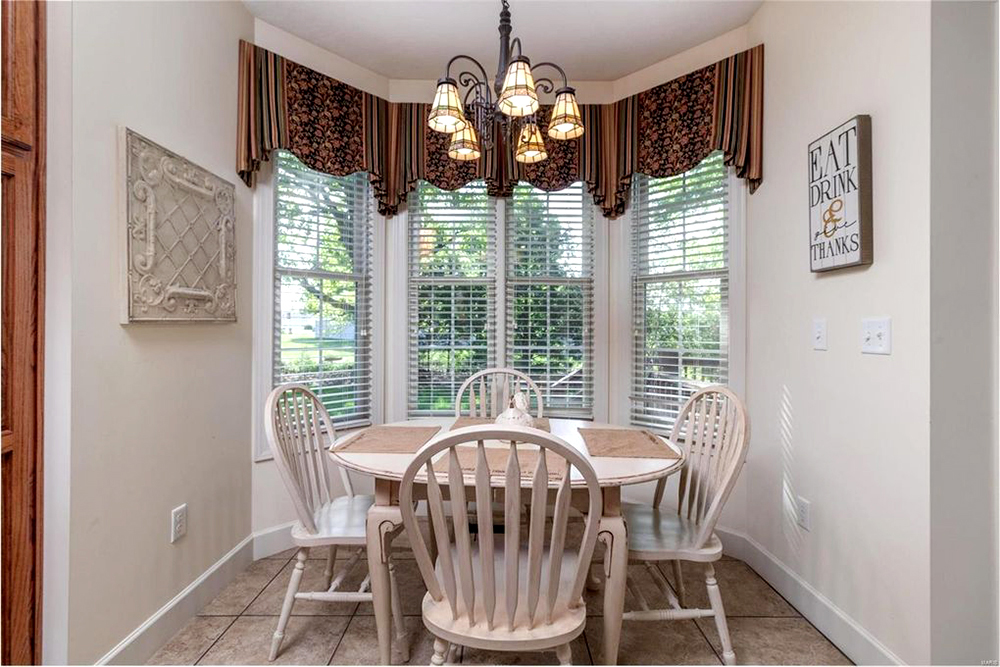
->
xmin=496 ymin=195 xmax=506 ymax=370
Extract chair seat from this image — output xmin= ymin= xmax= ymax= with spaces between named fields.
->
xmin=422 ymin=536 xmax=587 ymax=652
xmin=623 ymin=502 xmax=723 ymax=562
xmin=290 ymin=494 xmax=375 ymax=547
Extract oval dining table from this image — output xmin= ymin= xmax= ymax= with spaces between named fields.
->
xmin=329 ymin=416 xmax=684 ymax=665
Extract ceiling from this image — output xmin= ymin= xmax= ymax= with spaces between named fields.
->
xmin=243 ymin=1 xmax=762 ymax=82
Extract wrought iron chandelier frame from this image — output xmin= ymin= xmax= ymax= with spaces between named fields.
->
xmin=431 ymin=0 xmax=581 ymax=159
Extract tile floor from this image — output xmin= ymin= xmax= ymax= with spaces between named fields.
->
xmin=148 ymin=536 xmax=851 ymax=666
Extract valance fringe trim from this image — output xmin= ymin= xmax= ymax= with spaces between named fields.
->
xmin=236 ymin=40 xmax=763 ymax=218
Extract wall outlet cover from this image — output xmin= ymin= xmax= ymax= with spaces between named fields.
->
xmin=171 ymin=504 xmax=188 ymax=543
xmin=795 ymin=496 xmax=812 ymax=531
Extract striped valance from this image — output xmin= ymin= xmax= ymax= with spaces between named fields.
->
xmin=237 ymin=40 xmax=763 ymax=218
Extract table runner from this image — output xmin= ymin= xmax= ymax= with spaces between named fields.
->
xmin=450 ymin=416 xmax=551 ymax=432
xmin=451 ymin=445 xmax=568 ymax=480
xmin=578 ymin=428 xmax=680 ymax=459
xmin=333 ymin=425 xmax=441 ymax=454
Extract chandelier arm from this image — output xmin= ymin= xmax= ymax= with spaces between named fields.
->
xmin=534 ymin=77 xmax=555 ymax=96
xmin=458 ymin=70 xmax=490 ymax=98
xmin=462 ymin=80 xmax=491 ymax=106
xmin=530 ymin=61 xmax=570 ymax=89
xmin=509 ymin=36 xmax=523 ymax=59
xmin=445 ymin=54 xmax=490 ymax=85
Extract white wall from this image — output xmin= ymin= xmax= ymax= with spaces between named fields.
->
xmin=928 ymin=2 xmax=999 ymax=662
xmin=49 ymin=2 xmax=255 ymax=662
xmin=744 ymin=2 xmax=932 ymax=663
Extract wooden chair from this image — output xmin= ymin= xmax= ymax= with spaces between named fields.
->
xmin=455 ymin=368 xmax=544 ymax=419
xmin=399 ymin=425 xmax=602 ymax=665
xmin=622 ymin=386 xmax=750 ymax=666
xmin=264 ymin=384 xmax=407 ymax=661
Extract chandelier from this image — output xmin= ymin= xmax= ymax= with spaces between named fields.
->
xmin=427 ymin=0 xmax=584 ymax=163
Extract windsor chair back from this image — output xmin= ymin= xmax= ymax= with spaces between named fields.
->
xmin=399 ymin=425 xmax=601 ymax=664
xmin=455 ymin=368 xmax=544 ymax=419
xmin=265 ymin=383 xmax=356 ymax=534
xmin=652 ymin=385 xmax=750 ymax=547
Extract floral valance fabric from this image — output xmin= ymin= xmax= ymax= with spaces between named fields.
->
xmin=237 ymin=40 xmax=763 ymax=218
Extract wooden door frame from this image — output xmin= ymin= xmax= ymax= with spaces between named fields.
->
xmin=2 ymin=0 xmax=46 ymax=660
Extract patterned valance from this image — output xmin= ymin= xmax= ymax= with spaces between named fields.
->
xmin=237 ymin=40 xmax=763 ymax=219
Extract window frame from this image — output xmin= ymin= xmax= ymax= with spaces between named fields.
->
xmin=251 ymin=157 xmax=386 ymax=462
xmin=618 ymin=158 xmax=746 ymax=432
xmin=405 ymin=180 xmax=499 ymax=417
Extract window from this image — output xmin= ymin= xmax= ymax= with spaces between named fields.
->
xmin=506 ymin=182 xmax=594 ymax=416
xmin=272 ymin=150 xmax=373 ymax=427
xmin=631 ymin=151 xmax=729 ymax=430
xmin=407 ymin=181 xmax=497 ymax=416
xmin=406 ymin=180 xmax=594 ymax=418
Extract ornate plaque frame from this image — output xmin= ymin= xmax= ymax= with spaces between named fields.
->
xmin=120 ymin=127 xmax=237 ymax=322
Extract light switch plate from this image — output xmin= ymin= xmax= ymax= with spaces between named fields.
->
xmin=812 ymin=317 xmax=828 ymax=351
xmin=861 ymin=317 xmax=891 ymax=355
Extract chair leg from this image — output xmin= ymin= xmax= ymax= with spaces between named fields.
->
xmin=671 ymin=560 xmax=686 ymax=607
xmin=556 ymin=642 xmax=572 ymax=665
xmin=389 ymin=558 xmax=410 ymax=663
xmin=323 ymin=545 xmax=338 ymax=590
xmin=270 ymin=548 xmax=308 ymax=661
xmin=705 ymin=563 xmax=735 ymax=665
xmin=430 ymin=638 xmax=448 ymax=666
xmin=446 ymin=642 xmax=460 ymax=664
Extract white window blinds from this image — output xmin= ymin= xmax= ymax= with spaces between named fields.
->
xmin=631 ymin=151 xmax=729 ymax=430
xmin=506 ymin=182 xmax=594 ymax=417
xmin=273 ymin=150 xmax=373 ymax=428
xmin=407 ymin=180 xmax=497 ymax=416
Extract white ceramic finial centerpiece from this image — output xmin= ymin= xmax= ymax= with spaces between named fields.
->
xmin=495 ymin=390 xmax=535 ymax=428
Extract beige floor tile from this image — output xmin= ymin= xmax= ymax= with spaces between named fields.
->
xmin=460 ymin=632 xmax=591 ymax=665
xmin=329 ymin=615 xmax=436 ymax=665
xmin=197 ymin=615 xmax=348 ymax=665
xmin=147 ymin=616 xmax=235 ymax=665
xmin=264 ymin=548 xmax=298 ymax=561
xmin=696 ymin=617 xmax=852 ymax=665
xmin=585 ymin=617 xmax=720 ymax=665
xmin=244 ymin=559 xmax=363 ymax=616
xmin=666 ymin=561 xmax=798 ymax=617
xmin=199 ymin=559 xmax=286 ymax=616
xmin=355 ymin=559 xmax=428 ymax=616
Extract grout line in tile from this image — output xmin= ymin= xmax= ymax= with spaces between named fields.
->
xmin=581 ymin=626 xmax=595 ymax=665
xmin=192 ymin=616 xmax=238 ymax=666
xmin=692 ymin=616 xmax=724 ymax=665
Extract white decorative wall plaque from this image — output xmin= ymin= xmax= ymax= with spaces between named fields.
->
xmin=121 ymin=128 xmax=236 ymax=322
xmin=808 ymin=115 xmax=873 ymax=272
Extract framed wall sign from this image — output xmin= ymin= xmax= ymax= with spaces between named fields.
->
xmin=808 ymin=115 xmax=872 ymax=272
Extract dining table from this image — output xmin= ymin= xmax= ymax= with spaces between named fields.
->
xmin=329 ymin=416 xmax=684 ymax=665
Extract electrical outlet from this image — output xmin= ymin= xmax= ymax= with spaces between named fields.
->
xmin=795 ymin=496 xmax=811 ymax=531
xmin=861 ymin=317 xmax=891 ymax=355
xmin=171 ymin=504 xmax=187 ymax=543
xmin=812 ymin=317 xmax=828 ymax=351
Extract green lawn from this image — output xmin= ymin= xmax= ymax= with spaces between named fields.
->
xmin=278 ymin=332 xmax=356 ymax=368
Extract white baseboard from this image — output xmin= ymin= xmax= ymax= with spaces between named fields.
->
xmin=716 ymin=527 xmax=904 ymax=666
xmin=252 ymin=521 xmax=296 ymax=560
xmin=97 ymin=535 xmax=254 ymax=665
